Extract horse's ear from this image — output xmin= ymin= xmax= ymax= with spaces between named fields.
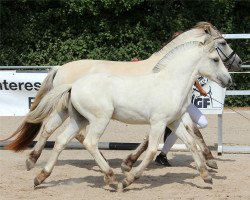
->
xmin=204 ymin=25 xmax=211 ymax=35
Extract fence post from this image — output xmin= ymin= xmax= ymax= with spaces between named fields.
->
xmin=217 ymin=114 xmax=223 ymax=155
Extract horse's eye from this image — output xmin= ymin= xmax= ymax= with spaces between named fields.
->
xmin=213 ymin=58 xmax=219 ymax=62
xmin=221 ymin=42 xmax=227 ymax=45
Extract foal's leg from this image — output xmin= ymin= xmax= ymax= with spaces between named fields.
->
xmin=34 ymin=105 xmax=86 ymax=187
xmin=181 ymin=113 xmax=218 ymax=169
xmin=121 ymin=112 xmax=216 ymax=173
xmin=121 ymin=127 xmax=171 ymax=172
xmin=119 ymin=121 xmax=166 ymax=191
xmin=26 ymin=109 xmax=69 ymax=171
xmin=170 ymin=119 xmax=212 ymax=184
xmin=121 ymin=135 xmax=149 ymax=172
xmin=192 ymin=126 xmax=218 ymax=169
xmin=83 ymin=116 xmax=118 ymax=188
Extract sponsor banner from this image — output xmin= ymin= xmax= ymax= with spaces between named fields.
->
xmin=0 ymin=71 xmax=226 ymax=116
xmin=0 ymin=71 xmax=47 ymax=116
xmin=192 ymin=77 xmax=226 ymax=115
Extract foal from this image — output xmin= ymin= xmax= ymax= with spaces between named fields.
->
xmin=28 ymin=40 xmax=231 ymax=190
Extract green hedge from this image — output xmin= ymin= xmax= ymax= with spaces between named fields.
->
xmin=0 ymin=0 xmax=249 ymax=106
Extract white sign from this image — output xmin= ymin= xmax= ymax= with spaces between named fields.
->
xmin=191 ymin=77 xmax=226 ymax=114
xmin=0 ymin=71 xmax=226 ymax=116
xmin=0 ymin=71 xmax=47 ymax=116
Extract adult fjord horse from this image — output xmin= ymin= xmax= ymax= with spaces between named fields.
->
xmin=27 ymin=39 xmax=232 ymax=190
xmin=3 ymin=22 xmax=241 ymax=170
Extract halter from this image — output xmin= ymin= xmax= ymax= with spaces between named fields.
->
xmin=213 ymin=36 xmax=237 ymax=70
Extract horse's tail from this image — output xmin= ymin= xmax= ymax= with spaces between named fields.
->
xmin=4 ymin=84 xmax=72 ymax=152
xmin=30 ymin=66 xmax=59 ymax=111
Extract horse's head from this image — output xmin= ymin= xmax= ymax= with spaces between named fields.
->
xmin=195 ymin=22 xmax=242 ymax=71
xmin=213 ymin=37 xmax=242 ymax=71
xmin=198 ymin=41 xmax=232 ymax=88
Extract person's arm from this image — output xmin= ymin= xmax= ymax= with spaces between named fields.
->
xmin=194 ymin=80 xmax=207 ymax=97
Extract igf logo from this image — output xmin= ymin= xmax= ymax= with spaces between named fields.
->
xmin=192 ymin=96 xmax=211 ymax=108
xmin=192 ymin=76 xmax=212 ymax=108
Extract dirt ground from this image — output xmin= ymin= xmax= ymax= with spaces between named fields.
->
xmin=0 ymin=108 xmax=250 ymax=200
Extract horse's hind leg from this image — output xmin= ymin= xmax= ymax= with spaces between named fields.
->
xmin=182 ymin=113 xmax=218 ymax=169
xmin=26 ymin=109 xmax=68 ymax=171
xmin=193 ymin=127 xmax=218 ymax=169
xmin=34 ymin=105 xmax=85 ymax=187
xmin=171 ymin=120 xmax=212 ymax=184
xmin=181 ymin=113 xmax=218 ymax=169
xmin=121 ymin=136 xmax=148 ymax=172
xmin=121 ymin=127 xmax=172 ymax=172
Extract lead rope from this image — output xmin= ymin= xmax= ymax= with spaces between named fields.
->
xmin=207 ymin=96 xmax=250 ymax=121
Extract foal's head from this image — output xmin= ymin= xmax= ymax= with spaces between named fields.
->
xmin=198 ymin=41 xmax=232 ymax=88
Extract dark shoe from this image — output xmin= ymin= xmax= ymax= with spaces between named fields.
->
xmin=164 ymin=127 xmax=172 ymax=142
xmin=155 ymin=154 xmax=171 ymax=166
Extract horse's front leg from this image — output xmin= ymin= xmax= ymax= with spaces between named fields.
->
xmin=170 ymin=119 xmax=212 ymax=184
xmin=119 ymin=121 xmax=166 ymax=191
xmin=83 ymin=115 xmax=118 ymax=189
xmin=26 ymin=109 xmax=68 ymax=171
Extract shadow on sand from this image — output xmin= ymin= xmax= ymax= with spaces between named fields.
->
xmin=35 ymin=154 xmax=228 ymax=192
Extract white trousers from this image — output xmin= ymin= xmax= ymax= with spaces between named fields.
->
xmin=161 ymin=104 xmax=208 ymax=155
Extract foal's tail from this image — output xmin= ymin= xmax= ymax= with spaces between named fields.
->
xmin=4 ymin=84 xmax=72 ymax=152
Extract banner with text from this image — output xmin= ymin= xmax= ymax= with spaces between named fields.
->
xmin=0 ymin=71 xmax=226 ymax=116
xmin=0 ymin=71 xmax=47 ymax=116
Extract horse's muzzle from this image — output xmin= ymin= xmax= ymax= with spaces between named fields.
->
xmin=218 ymin=75 xmax=232 ymax=88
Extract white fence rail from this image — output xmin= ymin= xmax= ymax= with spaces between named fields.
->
xmin=223 ymin=34 xmax=250 ymax=39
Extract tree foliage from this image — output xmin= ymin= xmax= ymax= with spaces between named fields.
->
xmin=0 ymin=0 xmax=249 ymax=106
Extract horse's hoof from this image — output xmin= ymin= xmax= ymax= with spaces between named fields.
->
xmin=103 ymin=170 xmax=118 ymax=189
xmin=34 ymin=177 xmax=42 ymax=187
xmin=34 ymin=169 xmax=51 ymax=187
xmin=203 ymin=176 xmax=213 ymax=184
xmin=104 ymin=175 xmax=118 ymax=189
xmin=206 ymin=159 xmax=218 ymax=169
xmin=109 ymin=180 xmax=119 ymax=190
xmin=117 ymin=182 xmax=124 ymax=192
xmin=121 ymin=162 xmax=132 ymax=173
xmin=117 ymin=180 xmax=129 ymax=192
xmin=26 ymin=159 xmax=35 ymax=171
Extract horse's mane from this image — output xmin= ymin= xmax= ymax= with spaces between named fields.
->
xmin=152 ymin=22 xmax=221 ymax=58
xmin=194 ymin=22 xmax=221 ymax=35
xmin=152 ymin=41 xmax=201 ymax=73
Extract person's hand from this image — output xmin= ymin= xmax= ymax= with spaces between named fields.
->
xmin=200 ymin=89 xmax=207 ymax=97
